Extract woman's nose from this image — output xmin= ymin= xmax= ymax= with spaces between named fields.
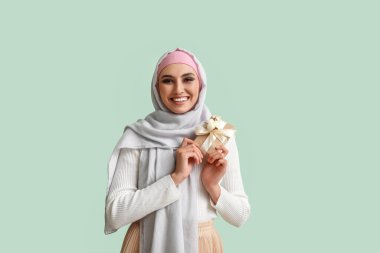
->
xmin=174 ymin=81 xmax=184 ymax=93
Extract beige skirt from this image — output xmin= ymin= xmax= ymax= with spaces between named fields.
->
xmin=120 ymin=220 xmax=223 ymax=253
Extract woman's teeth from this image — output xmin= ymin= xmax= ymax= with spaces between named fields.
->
xmin=171 ymin=97 xmax=189 ymax=102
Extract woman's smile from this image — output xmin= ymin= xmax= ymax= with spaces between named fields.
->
xmin=170 ymin=96 xmax=190 ymax=104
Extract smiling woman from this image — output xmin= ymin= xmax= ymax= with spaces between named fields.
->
xmin=104 ymin=48 xmax=250 ymax=253
xmin=157 ymin=63 xmax=200 ymax=114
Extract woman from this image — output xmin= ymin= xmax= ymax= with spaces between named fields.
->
xmin=104 ymin=48 xmax=250 ymax=253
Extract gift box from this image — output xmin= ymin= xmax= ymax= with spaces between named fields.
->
xmin=194 ymin=115 xmax=236 ymax=154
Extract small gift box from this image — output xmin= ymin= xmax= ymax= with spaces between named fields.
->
xmin=194 ymin=115 xmax=236 ymax=154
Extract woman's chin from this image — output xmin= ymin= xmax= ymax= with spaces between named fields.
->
xmin=168 ymin=106 xmax=192 ymax=114
xmin=166 ymin=101 xmax=195 ymax=114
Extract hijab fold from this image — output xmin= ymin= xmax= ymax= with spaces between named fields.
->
xmin=104 ymin=48 xmax=212 ymax=253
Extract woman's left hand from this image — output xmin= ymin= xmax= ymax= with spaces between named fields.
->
xmin=201 ymin=145 xmax=229 ymax=192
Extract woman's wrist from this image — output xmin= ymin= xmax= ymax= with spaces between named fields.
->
xmin=170 ymin=172 xmax=183 ymax=186
xmin=206 ymin=184 xmax=221 ymax=205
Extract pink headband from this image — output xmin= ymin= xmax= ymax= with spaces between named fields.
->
xmin=157 ymin=49 xmax=200 ymax=84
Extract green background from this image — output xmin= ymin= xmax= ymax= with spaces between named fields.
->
xmin=1 ymin=0 xmax=379 ymax=252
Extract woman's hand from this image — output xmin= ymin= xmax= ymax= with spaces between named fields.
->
xmin=171 ymin=138 xmax=203 ymax=185
xmin=201 ymin=145 xmax=229 ymax=204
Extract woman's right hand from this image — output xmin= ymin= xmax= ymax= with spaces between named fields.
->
xmin=171 ymin=138 xmax=204 ymax=185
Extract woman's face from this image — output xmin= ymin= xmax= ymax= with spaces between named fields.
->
xmin=157 ymin=63 xmax=200 ymax=114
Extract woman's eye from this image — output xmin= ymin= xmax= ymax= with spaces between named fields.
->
xmin=184 ymin=78 xmax=194 ymax=82
xmin=162 ymin=79 xmax=172 ymax=84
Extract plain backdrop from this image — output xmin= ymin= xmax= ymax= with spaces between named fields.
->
xmin=1 ymin=0 xmax=379 ymax=252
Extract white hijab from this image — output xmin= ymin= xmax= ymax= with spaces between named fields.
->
xmin=104 ymin=48 xmax=212 ymax=253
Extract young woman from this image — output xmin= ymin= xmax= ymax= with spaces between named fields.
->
xmin=104 ymin=48 xmax=251 ymax=253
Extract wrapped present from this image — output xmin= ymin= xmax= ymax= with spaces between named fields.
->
xmin=194 ymin=115 xmax=236 ymax=154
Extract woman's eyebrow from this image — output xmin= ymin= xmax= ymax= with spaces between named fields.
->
xmin=161 ymin=73 xmax=195 ymax=79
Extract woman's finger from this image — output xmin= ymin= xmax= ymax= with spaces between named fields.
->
xmin=215 ymin=145 xmax=229 ymax=157
xmin=182 ymin=144 xmax=203 ymax=159
xmin=192 ymin=145 xmax=204 ymax=164
xmin=208 ymin=148 xmax=221 ymax=157
xmin=215 ymin=158 xmax=227 ymax=168
xmin=181 ymin=138 xmax=201 ymax=149
xmin=192 ymin=145 xmax=203 ymax=164
xmin=183 ymin=149 xmax=199 ymax=163
xmin=190 ymin=143 xmax=202 ymax=153
xmin=192 ymin=144 xmax=204 ymax=158
xmin=208 ymin=152 xmax=224 ymax=164
xmin=184 ymin=147 xmax=202 ymax=164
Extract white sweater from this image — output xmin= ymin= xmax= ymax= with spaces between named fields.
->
xmin=104 ymin=136 xmax=250 ymax=234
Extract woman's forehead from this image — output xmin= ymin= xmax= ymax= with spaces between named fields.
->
xmin=158 ymin=63 xmax=198 ymax=78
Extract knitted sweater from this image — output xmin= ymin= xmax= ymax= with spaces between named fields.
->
xmin=104 ymin=136 xmax=250 ymax=234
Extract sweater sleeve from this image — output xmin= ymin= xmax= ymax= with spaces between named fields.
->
xmin=209 ymin=136 xmax=251 ymax=227
xmin=104 ymin=148 xmax=180 ymax=234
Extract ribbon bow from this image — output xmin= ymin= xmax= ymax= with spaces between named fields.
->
xmin=195 ymin=115 xmax=236 ymax=153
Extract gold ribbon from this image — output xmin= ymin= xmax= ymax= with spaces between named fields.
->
xmin=195 ymin=116 xmax=236 ymax=153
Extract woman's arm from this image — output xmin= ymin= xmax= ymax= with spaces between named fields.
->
xmin=104 ymin=148 xmax=180 ymax=234
xmin=209 ymin=136 xmax=251 ymax=227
